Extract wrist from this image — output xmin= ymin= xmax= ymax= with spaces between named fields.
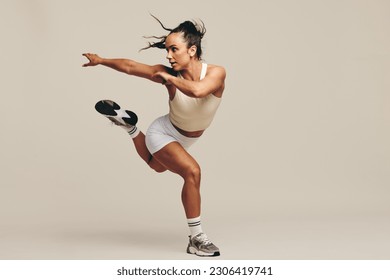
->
xmin=99 ymin=57 xmax=107 ymax=65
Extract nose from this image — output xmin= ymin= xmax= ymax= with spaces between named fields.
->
xmin=166 ymin=50 xmax=172 ymax=60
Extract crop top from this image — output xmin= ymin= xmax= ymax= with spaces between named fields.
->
xmin=169 ymin=63 xmax=222 ymax=132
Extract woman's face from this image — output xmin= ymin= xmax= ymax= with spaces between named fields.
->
xmin=165 ymin=32 xmax=196 ymax=71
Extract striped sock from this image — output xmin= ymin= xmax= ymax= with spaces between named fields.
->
xmin=187 ymin=216 xmax=203 ymax=237
xmin=127 ymin=126 xmax=140 ymax=138
xmin=118 ymin=123 xmax=139 ymax=139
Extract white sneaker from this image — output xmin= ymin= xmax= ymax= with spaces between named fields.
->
xmin=187 ymin=233 xmax=220 ymax=257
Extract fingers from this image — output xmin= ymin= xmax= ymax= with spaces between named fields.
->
xmin=82 ymin=53 xmax=89 ymax=67
xmin=82 ymin=53 xmax=91 ymax=60
xmin=152 ymin=72 xmax=165 ymax=84
xmin=82 ymin=53 xmax=95 ymax=67
xmin=82 ymin=53 xmax=94 ymax=57
xmin=82 ymin=53 xmax=93 ymax=61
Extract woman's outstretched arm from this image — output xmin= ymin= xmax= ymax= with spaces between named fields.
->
xmin=82 ymin=53 xmax=171 ymax=84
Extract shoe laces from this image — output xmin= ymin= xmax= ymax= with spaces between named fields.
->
xmin=196 ymin=233 xmax=212 ymax=245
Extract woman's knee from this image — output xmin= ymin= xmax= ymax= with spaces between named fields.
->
xmin=183 ymin=164 xmax=201 ymax=184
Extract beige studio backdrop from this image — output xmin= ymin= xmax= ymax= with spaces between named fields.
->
xmin=0 ymin=0 xmax=389 ymax=259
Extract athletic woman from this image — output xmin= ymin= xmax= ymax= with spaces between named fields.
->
xmin=82 ymin=17 xmax=225 ymax=257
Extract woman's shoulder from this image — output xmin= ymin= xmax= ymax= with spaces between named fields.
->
xmin=205 ymin=63 xmax=224 ymax=70
xmin=205 ymin=63 xmax=226 ymax=78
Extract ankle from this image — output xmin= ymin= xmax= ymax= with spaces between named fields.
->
xmin=128 ymin=126 xmax=140 ymax=138
xmin=187 ymin=216 xmax=203 ymax=237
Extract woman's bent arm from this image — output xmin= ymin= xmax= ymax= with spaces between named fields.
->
xmin=154 ymin=65 xmax=226 ymax=98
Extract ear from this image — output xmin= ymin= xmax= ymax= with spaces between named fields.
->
xmin=188 ymin=45 xmax=197 ymax=57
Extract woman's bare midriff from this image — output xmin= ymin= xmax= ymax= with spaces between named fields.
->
xmin=172 ymin=123 xmax=204 ymax=138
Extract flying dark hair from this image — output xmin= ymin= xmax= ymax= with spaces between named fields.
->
xmin=140 ymin=14 xmax=206 ymax=59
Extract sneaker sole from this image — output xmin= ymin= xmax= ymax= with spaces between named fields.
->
xmin=122 ymin=110 xmax=138 ymax=126
xmin=95 ymin=100 xmax=120 ymax=116
xmin=187 ymin=246 xmax=220 ymax=257
xmin=95 ymin=100 xmax=138 ymax=126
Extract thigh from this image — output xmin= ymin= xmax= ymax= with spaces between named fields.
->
xmin=145 ymin=116 xmax=175 ymax=155
xmin=153 ymin=141 xmax=200 ymax=177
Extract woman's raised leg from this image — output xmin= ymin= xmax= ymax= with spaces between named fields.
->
xmin=131 ymin=132 xmax=168 ymax=173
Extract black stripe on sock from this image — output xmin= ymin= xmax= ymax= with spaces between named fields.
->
xmin=128 ymin=126 xmax=137 ymax=135
xmin=188 ymin=222 xmax=201 ymax=227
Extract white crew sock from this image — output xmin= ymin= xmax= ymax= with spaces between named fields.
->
xmin=187 ymin=216 xmax=203 ymax=237
xmin=126 ymin=125 xmax=140 ymax=138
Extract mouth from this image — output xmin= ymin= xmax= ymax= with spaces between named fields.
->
xmin=170 ymin=62 xmax=177 ymax=67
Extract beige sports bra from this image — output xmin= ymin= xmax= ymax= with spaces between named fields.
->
xmin=169 ymin=63 xmax=222 ymax=132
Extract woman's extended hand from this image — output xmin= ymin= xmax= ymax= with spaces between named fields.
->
xmin=82 ymin=53 xmax=103 ymax=67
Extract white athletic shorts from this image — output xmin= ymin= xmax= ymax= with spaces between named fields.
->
xmin=145 ymin=114 xmax=199 ymax=154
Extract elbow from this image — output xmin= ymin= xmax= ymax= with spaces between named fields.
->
xmin=125 ymin=59 xmax=136 ymax=74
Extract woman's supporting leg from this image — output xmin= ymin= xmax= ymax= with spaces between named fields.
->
xmin=152 ymin=141 xmax=201 ymax=218
xmin=152 ymin=141 xmax=220 ymax=256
